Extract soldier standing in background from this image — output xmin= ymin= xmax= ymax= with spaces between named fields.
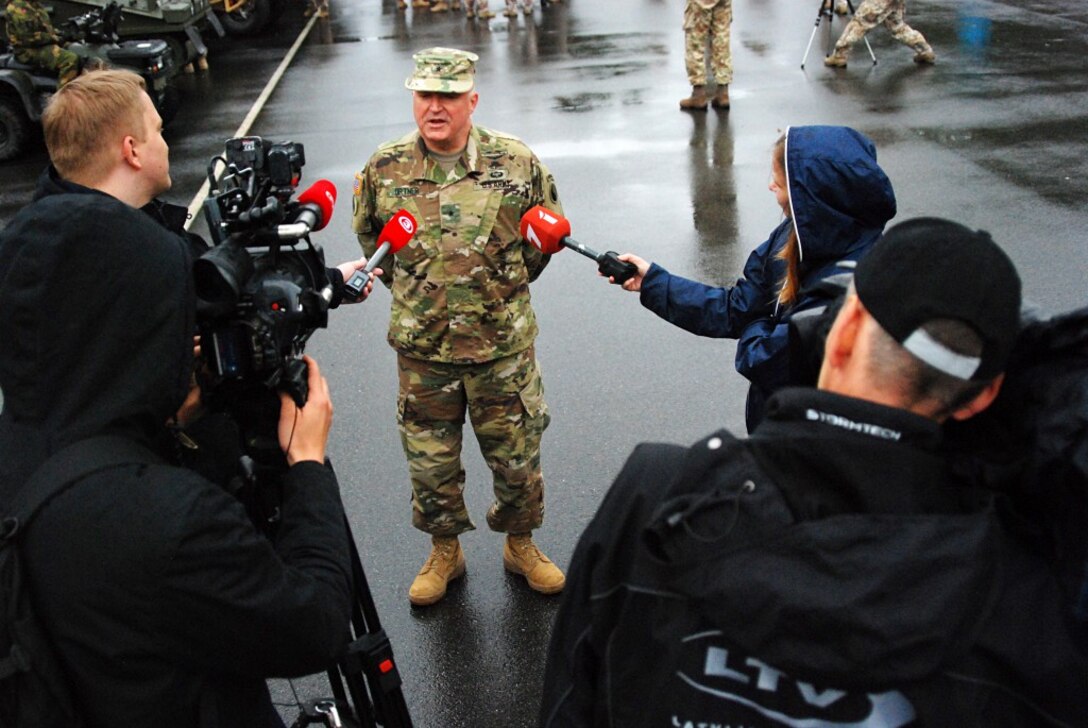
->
xmin=504 ymin=0 xmax=533 ymax=17
xmin=824 ymin=0 xmax=935 ymax=68
xmin=4 ymin=0 xmax=79 ymax=86
xmin=680 ymin=0 xmax=732 ymax=111
xmin=352 ymin=48 xmax=566 ymax=607
xmin=464 ymin=0 xmax=495 ymax=20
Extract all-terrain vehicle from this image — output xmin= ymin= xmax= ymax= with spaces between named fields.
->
xmin=0 ymin=2 xmax=176 ymax=161
xmin=38 ymin=0 xmax=220 ymax=68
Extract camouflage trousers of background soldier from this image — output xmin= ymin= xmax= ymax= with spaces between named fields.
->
xmin=14 ymin=44 xmax=79 ymax=86
xmin=827 ymin=0 xmax=934 ymax=64
xmin=684 ymin=0 xmax=733 ymax=87
xmin=397 ymin=346 xmax=550 ymax=537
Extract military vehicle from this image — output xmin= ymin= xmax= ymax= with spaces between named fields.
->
xmin=42 ymin=0 xmax=222 ymax=68
xmin=0 ymin=2 xmax=177 ymax=161
xmin=211 ymin=0 xmax=287 ymax=36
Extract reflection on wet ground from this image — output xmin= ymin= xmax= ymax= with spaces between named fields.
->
xmin=2 ymin=1 xmax=1088 ymax=723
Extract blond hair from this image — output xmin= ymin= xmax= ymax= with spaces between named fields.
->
xmin=43 ymin=69 xmax=147 ymax=183
xmin=772 ymin=133 xmax=800 ymax=307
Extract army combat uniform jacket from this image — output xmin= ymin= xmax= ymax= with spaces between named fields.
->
xmin=4 ymin=0 xmax=79 ymax=85
xmin=352 ymin=125 xmax=562 ymax=365
xmin=4 ymin=0 xmax=60 ymax=49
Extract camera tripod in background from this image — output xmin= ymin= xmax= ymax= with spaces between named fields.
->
xmin=800 ymin=0 xmax=877 ymax=69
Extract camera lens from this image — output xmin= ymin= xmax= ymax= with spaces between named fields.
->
xmin=194 ymin=240 xmax=255 ymax=308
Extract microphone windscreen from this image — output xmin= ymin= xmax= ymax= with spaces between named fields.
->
xmin=379 ymin=209 xmax=418 ymax=253
xmin=519 ymin=206 xmax=570 ymax=255
xmin=296 ymin=179 xmax=337 ymax=231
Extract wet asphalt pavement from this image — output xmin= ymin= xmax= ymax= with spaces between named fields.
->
xmin=2 ymin=0 xmax=1088 ymax=725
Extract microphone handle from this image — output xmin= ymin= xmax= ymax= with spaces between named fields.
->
xmin=561 ymin=236 xmax=602 ymax=261
xmin=364 ymin=240 xmax=392 ymax=274
xmin=561 ymin=236 xmax=637 ymax=284
xmin=344 ymin=241 xmax=391 ymax=299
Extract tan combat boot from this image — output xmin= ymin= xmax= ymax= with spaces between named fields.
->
xmin=411 ymin=0 xmax=429 ymax=6
xmin=478 ymin=8 xmax=494 ymax=17
xmin=823 ymin=50 xmax=848 ymax=68
xmin=430 ymin=1 xmax=450 ymax=11
xmin=913 ymin=46 xmax=936 ymax=64
xmin=711 ymin=85 xmax=730 ymax=110
xmin=833 ymin=0 xmax=848 ymax=14
xmin=679 ymin=85 xmax=708 ymax=111
xmin=504 ymin=533 xmax=565 ymax=594
xmin=409 ymin=536 xmax=466 ymax=606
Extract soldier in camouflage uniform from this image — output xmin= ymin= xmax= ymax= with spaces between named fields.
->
xmin=352 ymin=47 xmax=566 ymax=607
xmin=680 ymin=0 xmax=732 ymax=112
xmin=824 ymin=0 xmax=935 ymax=68
xmin=464 ymin=0 xmax=495 ymax=20
xmin=4 ymin=0 xmax=79 ymax=86
xmin=503 ymin=0 xmax=532 ymax=17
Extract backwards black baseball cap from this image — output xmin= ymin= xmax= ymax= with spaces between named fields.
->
xmin=854 ymin=217 xmax=1022 ymax=382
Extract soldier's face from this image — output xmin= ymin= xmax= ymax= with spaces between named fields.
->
xmin=413 ymin=90 xmax=478 ymax=154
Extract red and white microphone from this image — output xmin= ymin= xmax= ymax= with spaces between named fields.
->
xmin=519 ymin=206 xmax=637 ymax=283
xmin=278 ymin=179 xmax=337 ymax=238
xmin=343 ymin=209 xmax=418 ymax=299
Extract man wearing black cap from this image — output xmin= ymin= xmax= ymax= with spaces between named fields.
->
xmin=539 ymin=218 xmax=1088 ymax=726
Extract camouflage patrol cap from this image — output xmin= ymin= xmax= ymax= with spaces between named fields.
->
xmin=405 ymin=47 xmax=478 ymax=94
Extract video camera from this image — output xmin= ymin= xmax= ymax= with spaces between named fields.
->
xmin=194 ymin=137 xmax=336 ymax=457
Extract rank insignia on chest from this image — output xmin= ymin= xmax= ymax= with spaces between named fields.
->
xmin=440 ymin=203 xmax=462 ymax=224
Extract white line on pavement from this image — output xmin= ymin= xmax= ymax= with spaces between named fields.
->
xmin=184 ymin=11 xmax=323 ymax=230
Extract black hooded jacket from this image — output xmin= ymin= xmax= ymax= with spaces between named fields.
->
xmin=540 ymin=388 xmax=1088 ymax=727
xmin=0 ymin=169 xmax=353 ymax=727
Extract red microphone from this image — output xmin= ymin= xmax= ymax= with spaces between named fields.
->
xmin=343 ymin=209 xmax=418 ymax=299
xmin=519 ymin=206 xmax=637 ymax=283
xmin=291 ymin=179 xmax=337 ymax=232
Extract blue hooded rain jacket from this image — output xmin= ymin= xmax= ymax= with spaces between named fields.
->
xmin=639 ymin=125 xmax=897 ymax=430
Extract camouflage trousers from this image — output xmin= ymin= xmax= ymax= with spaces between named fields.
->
xmin=14 ymin=45 xmax=80 ymax=86
xmin=465 ymin=0 xmax=489 ymax=11
xmin=684 ymin=0 xmax=732 ymax=86
xmin=833 ymin=0 xmax=931 ymax=55
xmin=505 ymin=0 xmax=531 ymax=11
xmin=397 ymin=346 xmax=550 ymax=537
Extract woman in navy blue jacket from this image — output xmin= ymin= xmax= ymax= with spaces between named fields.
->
xmin=615 ymin=125 xmax=897 ymax=430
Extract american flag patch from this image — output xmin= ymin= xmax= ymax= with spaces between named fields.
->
xmin=353 ymin=171 xmax=364 ymax=197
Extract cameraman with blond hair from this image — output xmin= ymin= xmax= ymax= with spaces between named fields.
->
xmin=0 ymin=69 xmax=359 ymax=727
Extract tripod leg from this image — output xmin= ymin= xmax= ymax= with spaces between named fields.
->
xmin=801 ymin=16 xmax=823 ymax=68
xmin=862 ymin=35 xmax=877 ymax=65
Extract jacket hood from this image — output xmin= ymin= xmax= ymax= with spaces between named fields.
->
xmin=0 ymin=167 xmax=194 ymax=454
xmin=640 ymin=390 xmax=1002 ymax=688
xmin=785 ymin=125 xmax=897 ymax=266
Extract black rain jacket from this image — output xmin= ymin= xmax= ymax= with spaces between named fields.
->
xmin=0 ymin=168 xmax=353 ymax=727
xmin=540 ymin=388 xmax=1088 ymax=727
